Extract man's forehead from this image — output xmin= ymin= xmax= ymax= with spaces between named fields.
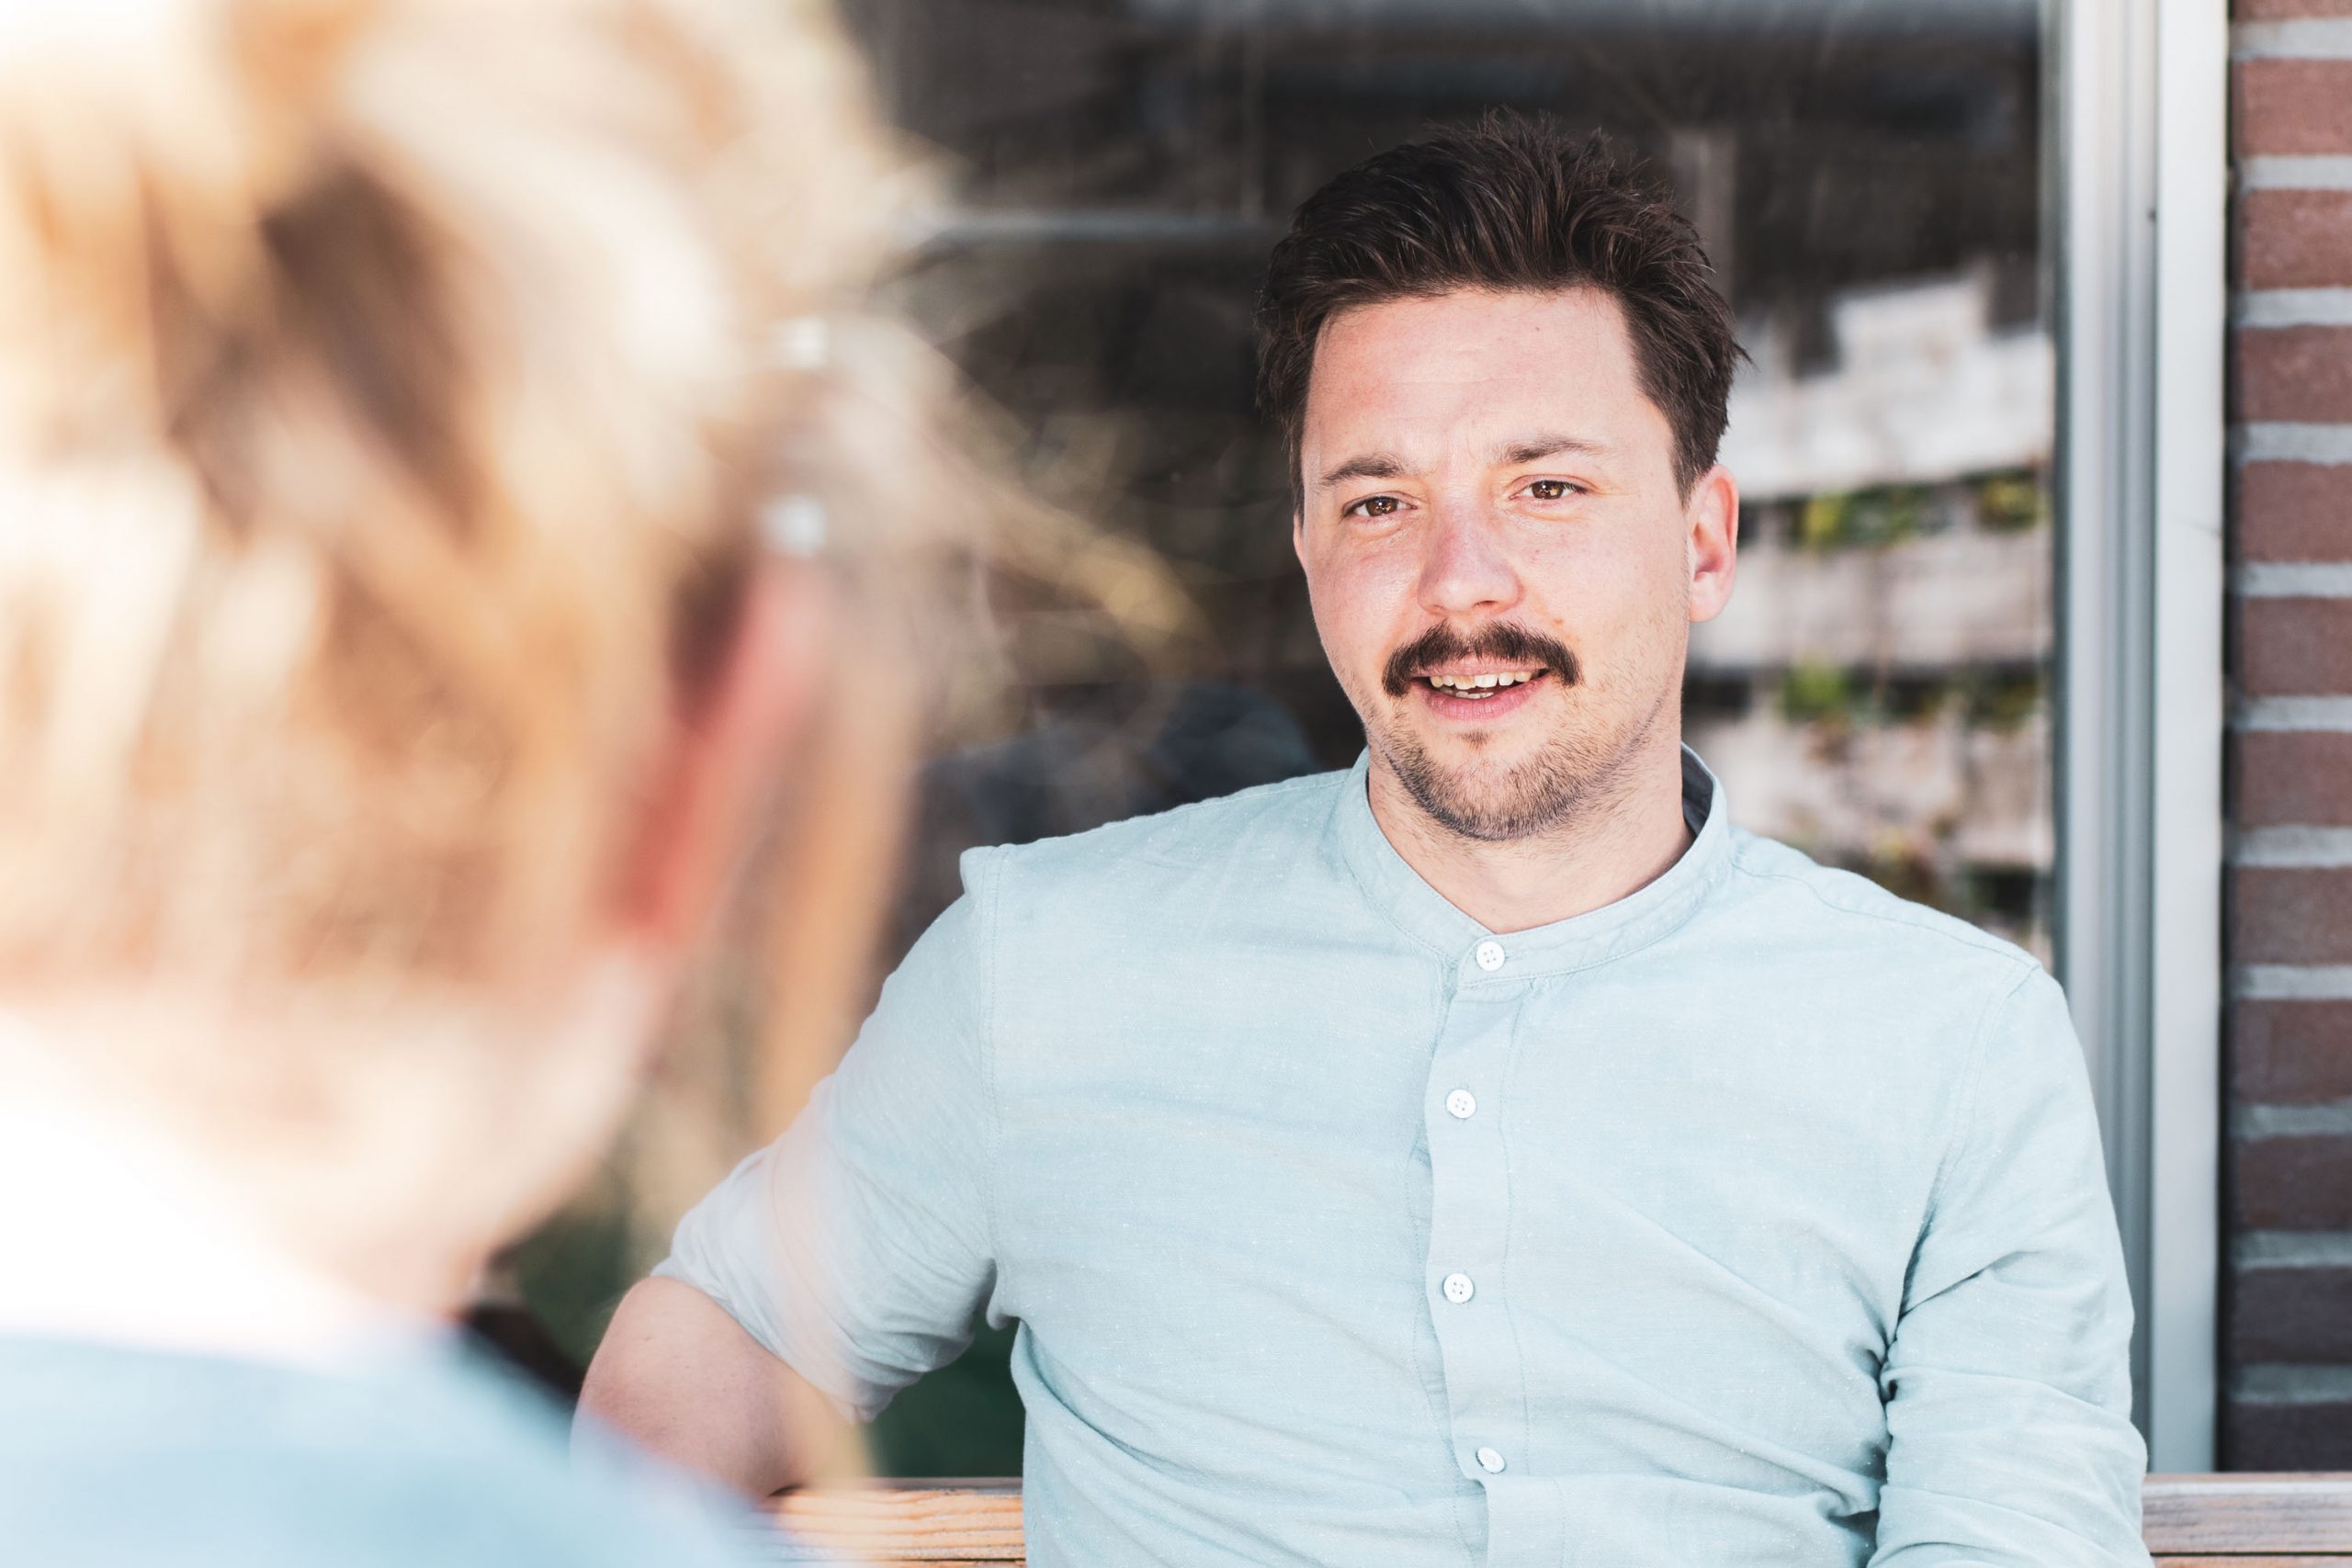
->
xmin=1301 ymin=288 xmax=1655 ymax=461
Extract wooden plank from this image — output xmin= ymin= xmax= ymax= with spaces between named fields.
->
xmin=766 ymin=1474 xmax=2352 ymax=1562
xmin=2144 ymin=1475 xmax=2352 ymax=1554
xmin=767 ymin=1483 xmax=1025 ymax=1562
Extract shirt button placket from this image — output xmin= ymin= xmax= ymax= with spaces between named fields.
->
xmin=1424 ymin=941 xmax=1526 ymax=1510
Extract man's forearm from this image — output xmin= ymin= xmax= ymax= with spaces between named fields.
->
xmin=574 ymin=1277 xmax=841 ymax=1498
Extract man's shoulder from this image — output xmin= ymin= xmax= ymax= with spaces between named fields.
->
xmin=1721 ymin=824 xmax=2042 ymax=992
xmin=959 ymin=766 xmax=1350 ymax=903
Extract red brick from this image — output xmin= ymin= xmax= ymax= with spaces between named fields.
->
xmin=2224 ymin=1399 xmax=2352 ymax=1469
xmin=2233 ymin=998 xmax=2352 ymax=1098
xmin=2242 ymin=189 xmax=2352 ymax=289
xmin=2237 ymin=59 xmax=2352 ymax=157
xmin=2239 ymin=598 xmax=2352 ymax=694
xmin=2234 ymin=1265 xmax=2352 ymax=1361
xmin=2237 ymin=732 xmax=2352 ymax=825
xmin=2241 ymin=190 xmax=2352 ymax=290
xmin=2235 ymin=866 xmax=2352 ymax=963
xmin=2234 ymin=1131 xmax=2352 ymax=1226
xmin=2238 ymin=327 xmax=2352 ymax=423
xmin=2238 ymin=462 xmax=2352 ymax=561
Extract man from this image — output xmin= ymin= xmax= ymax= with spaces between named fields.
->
xmin=582 ymin=117 xmax=2149 ymax=1567
xmin=0 ymin=0 xmax=968 ymax=1562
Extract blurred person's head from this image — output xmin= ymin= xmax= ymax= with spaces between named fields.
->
xmin=1258 ymin=117 xmax=1742 ymax=843
xmin=0 ymin=0 xmax=944 ymax=1316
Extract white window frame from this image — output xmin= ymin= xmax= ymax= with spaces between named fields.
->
xmin=2053 ymin=0 xmax=2227 ymax=1473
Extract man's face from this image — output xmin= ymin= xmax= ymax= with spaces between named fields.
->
xmin=1294 ymin=287 xmax=1736 ymax=841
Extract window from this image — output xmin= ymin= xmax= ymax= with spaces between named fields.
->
xmin=844 ymin=0 xmax=2061 ymax=1471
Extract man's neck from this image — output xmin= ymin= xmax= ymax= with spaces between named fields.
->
xmin=1365 ymin=738 xmax=1696 ymax=935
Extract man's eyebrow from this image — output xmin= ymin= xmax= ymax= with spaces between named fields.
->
xmin=1315 ymin=453 xmax=1410 ymax=491
xmin=1498 ymin=434 xmax=1610 ymax=465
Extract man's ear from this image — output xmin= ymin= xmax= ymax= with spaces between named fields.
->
xmin=1684 ymin=464 xmax=1739 ymax=626
xmin=615 ymin=559 xmax=832 ymax=954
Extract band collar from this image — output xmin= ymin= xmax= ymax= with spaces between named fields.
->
xmin=1329 ymin=745 xmax=1734 ymax=985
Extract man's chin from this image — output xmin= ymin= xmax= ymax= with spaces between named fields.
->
xmin=1393 ymin=727 xmax=1547 ymax=785
xmin=1380 ymin=737 xmax=1569 ymax=842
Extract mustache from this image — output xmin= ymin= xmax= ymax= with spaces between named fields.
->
xmin=1381 ymin=624 xmax=1579 ymax=698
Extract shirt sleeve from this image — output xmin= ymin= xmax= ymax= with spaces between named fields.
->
xmin=651 ymin=851 xmax=1001 ymax=1425
xmin=1869 ymin=965 xmax=2150 ymax=1566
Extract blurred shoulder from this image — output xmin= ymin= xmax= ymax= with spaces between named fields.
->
xmin=0 ymin=1337 xmax=765 ymax=1568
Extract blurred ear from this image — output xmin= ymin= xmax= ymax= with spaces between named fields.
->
xmin=616 ymin=559 xmax=833 ymax=956
xmin=1684 ymin=463 xmax=1739 ymax=625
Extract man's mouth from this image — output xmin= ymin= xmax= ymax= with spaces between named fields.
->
xmin=1420 ymin=669 xmax=1546 ymax=698
xmin=1381 ymin=625 xmax=1577 ymax=701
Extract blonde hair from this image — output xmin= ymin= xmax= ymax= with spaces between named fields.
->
xmin=0 ymin=0 xmax=899 ymax=994
xmin=0 ymin=0 xmax=995 ymax=1291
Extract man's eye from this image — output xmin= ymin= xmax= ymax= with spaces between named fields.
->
xmin=1344 ymin=495 xmax=1402 ymax=518
xmin=1525 ymin=479 xmax=1577 ymax=501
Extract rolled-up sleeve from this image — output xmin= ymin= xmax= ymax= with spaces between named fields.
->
xmin=653 ymin=850 xmax=1002 ymax=1424
xmin=1870 ymin=965 xmax=2149 ymax=1565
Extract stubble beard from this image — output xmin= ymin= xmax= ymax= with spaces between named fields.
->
xmin=1369 ymin=683 xmax=1669 ymax=844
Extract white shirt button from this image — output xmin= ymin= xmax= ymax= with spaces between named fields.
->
xmin=1442 ymin=1271 xmax=1476 ymax=1304
xmin=1476 ymin=1446 xmax=1507 ymax=1474
xmin=1445 ymin=1089 xmax=1476 ymax=1120
xmin=1474 ymin=940 xmax=1506 ymax=973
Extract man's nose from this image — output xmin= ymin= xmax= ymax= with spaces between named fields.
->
xmin=1416 ymin=498 xmax=1522 ymax=618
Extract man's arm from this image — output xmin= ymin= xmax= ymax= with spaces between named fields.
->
xmin=573 ymin=869 xmax=1005 ymax=1495
xmin=576 ymin=1277 xmax=843 ymax=1497
xmin=1870 ymin=965 xmax=2148 ymax=1566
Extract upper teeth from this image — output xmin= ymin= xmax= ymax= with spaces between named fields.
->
xmin=1428 ymin=671 xmax=1537 ymax=690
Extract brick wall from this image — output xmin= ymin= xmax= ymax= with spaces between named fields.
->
xmin=2224 ymin=0 xmax=2352 ymax=1471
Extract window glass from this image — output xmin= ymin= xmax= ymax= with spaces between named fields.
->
xmin=505 ymin=0 xmax=2054 ymax=1477
xmin=858 ymin=0 xmax=2052 ymax=964
xmin=839 ymin=0 xmax=2053 ymax=1474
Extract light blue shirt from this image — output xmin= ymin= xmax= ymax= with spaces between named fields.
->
xmin=661 ymin=750 xmax=2148 ymax=1567
xmin=1 ymin=1334 xmax=770 ymax=1568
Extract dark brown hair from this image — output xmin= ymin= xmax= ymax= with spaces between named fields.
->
xmin=1256 ymin=113 xmax=1741 ymax=501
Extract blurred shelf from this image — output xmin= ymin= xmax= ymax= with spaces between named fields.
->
xmin=1693 ymin=526 xmax=2050 ymax=671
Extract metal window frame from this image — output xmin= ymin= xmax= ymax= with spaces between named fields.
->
xmin=2052 ymin=0 xmax=2227 ymax=1472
